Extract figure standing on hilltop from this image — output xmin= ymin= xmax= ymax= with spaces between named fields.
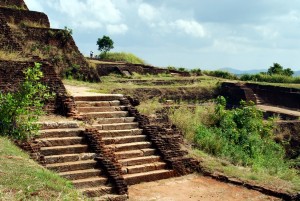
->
xmin=90 ymin=51 xmax=93 ymax=58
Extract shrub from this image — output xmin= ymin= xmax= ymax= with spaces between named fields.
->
xmin=203 ymin=70 xmax=238 ymax=80
xmin=240 ymin=73 xmax=300 ymax=83
xmin=194 ymin=96 xmax=289 ymax=174
xmin=0 ymin=63 xmax=52 ymax=140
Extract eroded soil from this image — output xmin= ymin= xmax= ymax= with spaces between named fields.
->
xmin=128 ymin=174 xmax=280 ymax=201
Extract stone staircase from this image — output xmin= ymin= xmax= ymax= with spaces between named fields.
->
xmin=36 ymin=121 xmax=127 ymax=201
xmin=74 ymin=95 xmax=175 ymax=185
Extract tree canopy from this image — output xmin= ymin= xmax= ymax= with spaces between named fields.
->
xmin=267 ymin=63 xmax=294 ymax=77
xmin=97 ymin=35 xmax=114 ymax=53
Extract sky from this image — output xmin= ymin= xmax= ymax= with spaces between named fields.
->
xmin=24 ymin=0 xmax=300 ymax=71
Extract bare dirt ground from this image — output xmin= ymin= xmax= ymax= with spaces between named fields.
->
xmin=128 ymin=174 xmax=279 ymax=201
xmin=257 ymin=104 xmax=300 ymax=118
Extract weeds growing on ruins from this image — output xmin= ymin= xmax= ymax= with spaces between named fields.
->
xmin=0 ymin=63 xmax=52 ymax=140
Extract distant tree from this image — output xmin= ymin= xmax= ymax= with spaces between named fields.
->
xmin=267 ymin=63 xmax=294 ymax=77
xmin=97 ymin=35 xmax=114 ymax=54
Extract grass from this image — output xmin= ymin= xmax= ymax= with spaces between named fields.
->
xmin=99 ymin=52 xmax=146 ymax=64
xmin=0 ymin=50 xmax=28 ymax=61
xmin=190 ymin=149 xmax=300 ymax=194
xmin=0 ymin=137 xmax=88 ymax=200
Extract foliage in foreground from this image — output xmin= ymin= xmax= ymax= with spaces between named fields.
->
xmin=99 ymin=52 xmax=146 ymax=64
xmin=169 ymin=97 xmax=297 ymax=178
xmin=0 ymin=63 xmax=52 ymax=140
xmin=0 ymin=137 xmax=87 ymax=200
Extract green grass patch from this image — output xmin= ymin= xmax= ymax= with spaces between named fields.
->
xmin=0 ymin=137 xmax=88 ymax=200
xmin=100 ymin=52 xmax=146 ymax=64
xmin=241 ymin=73 xmax=300 ymax=84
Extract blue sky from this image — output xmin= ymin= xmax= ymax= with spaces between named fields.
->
xmin=24 ymin=0 xmax=300 ymax=71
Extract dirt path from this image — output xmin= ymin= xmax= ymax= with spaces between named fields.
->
xmin=128 ymin=174 xmax=279 ymax=201
xmin=257 ymin=104 xmax=300 ymax=118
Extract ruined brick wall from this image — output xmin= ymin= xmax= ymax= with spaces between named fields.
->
xmin=0 ymin=0 xmax=28 ymax=10
xmin=17 ymin=27 xmax=100 ymax=81
xmin=0 ymin=7 xmax=50 ymax=27
xmin=0 ymin=60 xmax=74 ymax=115
xmin=220 ymin=82 xmax=248 ymax=107
xmin=246 ymin=83 xmax=300 ymax=109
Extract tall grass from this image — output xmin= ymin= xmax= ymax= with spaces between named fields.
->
xmin=203 ymin=70 xmax=238 ymax=80
xmin=99 ymin=52 xmax=146 ymax=64
xmin=241 ymin=73 xmax=300 ymax=83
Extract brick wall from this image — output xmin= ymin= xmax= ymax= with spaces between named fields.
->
xmin=0 ymin=7 xmax=50 ymax=28
xmin=0 ymin=0 xmax=28 ymax=10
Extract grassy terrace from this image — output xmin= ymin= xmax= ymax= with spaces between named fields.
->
xmin=0 ymin=137 xmax=88 ymax=200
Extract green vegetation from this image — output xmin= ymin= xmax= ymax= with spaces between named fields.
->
xmin=99 ymin=52 xmax=146 ymax=64
xmin=0 ymin=63 xmax=52 ymax=140
xmin=241 ymin=73 xmax=300 ymax=83
xmin=168 ymin=97 xmax=299 ymax=192
xmin=0 ymin=137 xmax=87 ymax=200
xmin=203 ymin=70 xmax=238 ymax=80
xmin=97 ymin=35 xmax=114 ymax=54
xmin=267 ymin=63 xmax=294 ymax=77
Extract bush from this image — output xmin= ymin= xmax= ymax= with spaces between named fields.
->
xmin=0 ymin=63 xmax=52 ymax=140
xmin=99 ymin=52 xmax=145 ymax=64
xmin=240 ymin=73 xmax=300 ymax=83
xmin=203 ymin=70 xmax=238 ymax=80
xmin=194 ymin=96 xmax=289 ymax=174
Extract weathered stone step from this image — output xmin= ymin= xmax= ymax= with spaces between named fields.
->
xmin=75 ymin=100 xmax=121 ymax=107
xmin=118 ymin=156 xmax=161 ymax=166
xmin=81 ymin=186 xmax=114 ymax=197
xmin=93 ymin=122 xmax=139 ymax=130
xmin=77 ymin=106 xmax=126 ymax=113
xmin=74 ymin=95 xmax=123 ymax=102
xmin=97 ymin=129 xmax=143 ymax=137
xmin=107 ymin=142 xmax=151 ymax=152
xmin=59 ymin=169 xmax=102 ymax=180
xmin=37 ymin=136 xmax=85 ymax=147
xmin=40 ymin=144 xmax=90 ymax=156
xmin=73 ymin=177 xmax=108 ymax=188
xmin=103 ymin=135 xmax=147 ymax=145
xmin=44 ymin=153 xmax=96 ymax=164
xmin=38 ymin=128 xmax=84 ymax=138
xmin=46 ymin=160 xmax=97 ymax=172
xmin=94 ymin=194 xmax=128 ymax=201
xmin=36 ymin=121 xmax=79 ymax=130
xmin=81 ymin=111 xmax=128 ymax=118
xmin=115 ymin=149 xmax=156 ymax=160
xmin=122 ymin=162 xmax=167 ymax=174
xmin=96 ymin=117 xmax=135 ymax=124
xmin=123 ymin=169 xmax=175 ymax=185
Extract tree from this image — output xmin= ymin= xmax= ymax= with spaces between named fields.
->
xmin=267 ymin=63 xmax=294 ymax=77
xmin=97 ymin=35 xmax=114 ymax=54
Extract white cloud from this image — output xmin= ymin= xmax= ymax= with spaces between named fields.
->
xmin=107 ymin=24 xmax=128 ymax=34
xmin=138 ymin=3 xmax=159 ymax=21
xmin=172 ymin=19 xmax=206 ymax=38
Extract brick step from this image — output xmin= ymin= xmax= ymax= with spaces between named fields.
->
xmin=115 ymin=149 xmax=156 ymax=160
xmin=97 ymin=129 xmax=143 ymax=137
xmin=72 ymin=177 xmax=108 ymax=188
xmin=92 ymin=122 xmax=139 ymax=130
xmin=75 ymin=100 xmax=121 ymax=107
xmin=122 ymin=162 xmax=167 ymax=174
xmin=81 ymin=186 xmax=114 ymax=197
xmin=94 ymin=194 xmax=128 ymax=201
xmin=123 ymin=169 xmax=175 ymax=185
xmin=40 ymin=144 xmax=90 ymax=156
xmin=59 ymin=169 xmax=102 ymax=180
xmin=37 ymin=136 xmax=85 ymax=147
xmin=38 ymin=128 xmax=84 ymax=138
xmin=81 ymin=111 xmax=128 ymax=118
xmin=36 ymin=121 xmax=79 ymax=130
xmin=103 ymin=135 xmax=147 ymax=145
xmin=77 ymin=106 xmax=126 ymax=113
xmin=46 ymin=160 xmax=97 ymax=172
xmin=44 ymin=153 xmax=96 ymax=164
xmin=74 ymin=95 xmax=123 ymax=102
xmin=96 ymin=117 xmax=135 ymax=124
xmin=107 ymin=142 xmax=151 ymax=152
xmin=118 ymin=156 xmax=161 ymax=166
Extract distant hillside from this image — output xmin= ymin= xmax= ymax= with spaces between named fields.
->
xmin=219 ymin=67 xmax=300 ymax=77
xmin=218 ymin=67 xmax=266 ymax=75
